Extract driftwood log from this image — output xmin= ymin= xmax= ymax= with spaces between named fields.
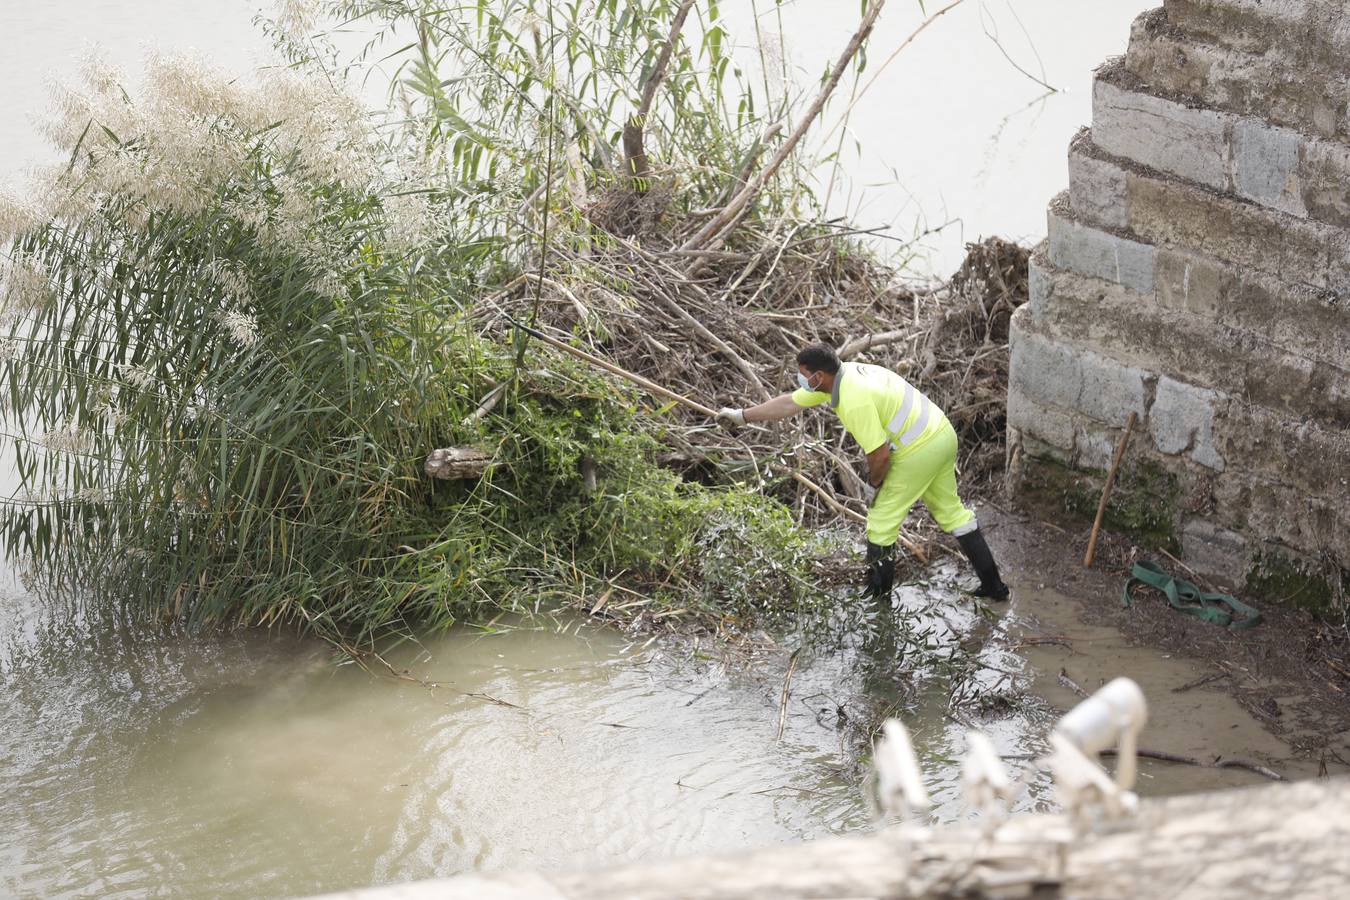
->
xmin=423 ymin=447 xmax=493 ymax=480
xmin=309 ymin=776 xmax=1350 ymax=900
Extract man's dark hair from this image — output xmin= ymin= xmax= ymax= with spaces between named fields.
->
xmin=796 ymin=343 xmax=841 ymax=374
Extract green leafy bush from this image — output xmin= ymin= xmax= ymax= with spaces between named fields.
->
xmin=0 ymin=44 xmax=820 ymax=641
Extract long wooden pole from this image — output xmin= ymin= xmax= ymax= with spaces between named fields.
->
xmin=1084 ymin=411 xmax=1137 ymax=568
xmin=510 ymin=318 xmax=718 ymax=416
xmin=510 ymin=318 xmax=927 ymax=560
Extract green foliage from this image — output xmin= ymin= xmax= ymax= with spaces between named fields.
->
xmin=0 ymin=2 xmax=833 ymax=642
xmin=327 ymin=0 xmax=814 ymax=252
xmin=1 ymin=215 xmax=816 ymax=640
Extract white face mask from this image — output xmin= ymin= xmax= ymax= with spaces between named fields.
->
xmin=797 ymin=372 xmax=816 ymax=392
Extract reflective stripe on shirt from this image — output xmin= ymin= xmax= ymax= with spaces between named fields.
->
xmin=886 ymin=384 xmax=917 ymax=433
xmin=885 ymin=383 xmax=932 ymax=447
xmin=896 ymin=395 xmax=931 ymax=446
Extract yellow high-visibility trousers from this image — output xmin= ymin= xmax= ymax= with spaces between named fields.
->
xmin=866 ymin=417 xmax=976 ymax=547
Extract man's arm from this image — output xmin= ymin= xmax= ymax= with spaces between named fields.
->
xmin=743 ymin=393 xmax=806 ymax=423
xmin=864 ymin=441 xmax=891 ymax=487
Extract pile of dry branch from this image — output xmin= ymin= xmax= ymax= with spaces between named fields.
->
xmin=475 ymin=0 xmax=1030 ymax=555
xmin=481 ymin=227 xmax=1029 ymax=551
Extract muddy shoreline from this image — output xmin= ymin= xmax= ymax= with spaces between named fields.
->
xmin=674 ymin=496 xmax=1350 ymax=802
xmin=982 ymin=501 xmax=1350 ymax=776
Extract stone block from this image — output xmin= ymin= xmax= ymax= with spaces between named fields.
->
xmin=1027 ymin=259 xmax=1052 ymax=315
xmin=1299 ymin=141 xmax=1350 ymax=228
xmin=1181 ymin=517 xmax=1251 ymax=585
xmin=1009 ymin=316 xmax=1081 ymax=411
xmin=1073 ymin=422 xmax=1119 ymax=470
xmin=1153 ymin=248 xmax=1225 ymax=318
xmin=1149 ymin=376 xmax=1227 ymax=471
xmin=1077 ymin=350 xmax=1150 ymax=427
xmin=1047 ymin=207 xmax=1155 ymax=295
xmin=1092 ymin=77 xmax=1230 ymax=192
xmin=1007 ymin=388 xmax=1075 ymax=452
xmin=1127 ymin=15 xmax=1350 ymax=142
xmin=1231 ymin=119 xmax=1305 ymax=216
xmin=1029 ymin=253 xmax=1350 ymax=428
xmin=1067 ymin=142 xmax=1129 ymax=229
xmin=1019 ymin=433 xmax=1072 ymax=468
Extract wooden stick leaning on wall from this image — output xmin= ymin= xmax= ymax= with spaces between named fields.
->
xmin=1084 ymin=411 xmax=1137 ymax=568
xmin=508 ymin=317 xmax=928 ymax=562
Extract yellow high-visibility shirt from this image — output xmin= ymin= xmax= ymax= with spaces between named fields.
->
xmin=791 ymin=362 xmax=945 ymax=457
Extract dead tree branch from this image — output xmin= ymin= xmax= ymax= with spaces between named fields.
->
xmin=623 ymin=0 xmax=697 ymax=183
xmin=678 ymin=0 xmax=888 ymax=255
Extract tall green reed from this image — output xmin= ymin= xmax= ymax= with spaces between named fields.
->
xmin=0 ymin=23 xmax=822 ymax=640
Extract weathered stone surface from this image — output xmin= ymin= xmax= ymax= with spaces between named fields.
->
xmin=1006 ymin=384 xmax=1075 ymax=452
xmin=1163 ymin=0 xmax=1350 ymax=75
xmin=1121 ymin=156 xmax=1346 ymax=290
xmin=1216 ymin=404 xmax=1350 ymax=501
xmin=1082 ymin=71 xmax=1350 ymax=228
xmin=1092 ymin=77 xmax=1229 ymax=192
xmin=1012 ymin=2 xmax=1350 ymax=608
xmin=1151 ymin=248 xmax=1349 ymax=370
xmin=1077 ymin=350 xmax=1151 ymax=427
xmin=1073 ymin=421 xmax=1123 ymax=471
xmin=1047 ymin=200 xmax=1155 ymax=295
xmin=1009 ymin=307 xmax=1150 ymax=428
xmin=1027 ymin=255 xmax=1053 ymax=314
xmin=1128 ymin=10 xmax=1350 ymax=143
xmin=1150 ymin=376 xmax=1226 ymax=471
xmin=1298 ymin=141 xmax=1350 ymax=226
xmin=1009 ymin=312 xmax=1081 ymax=411
xmin=1067 ymin=148 xmax=1128 ymax=229
xmin=1212 ymin=474 xmax=1348 ymax=574
xmin=1231 ymin=118 xmax=1305 ymax=217
xmin=1181 ymin=517 xmax=1251 ymax=585
xmin=1028 ymin=252 xmax=1348 ymax=429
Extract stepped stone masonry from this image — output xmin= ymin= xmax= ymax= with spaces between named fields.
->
xmin=1006 ymin=0 xmax=1350 ymax=610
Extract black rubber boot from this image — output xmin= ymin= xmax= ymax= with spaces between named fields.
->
xmin=863 ymin=541 xmax=896 ymax=601
xmin=956 ymin=529 xmax=1009 ymax=602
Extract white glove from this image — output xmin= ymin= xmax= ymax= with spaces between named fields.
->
xmin=862 ymin=483 xmax=877 ymax=505
xmin=715 ymin=407 xmax=747 ymax=430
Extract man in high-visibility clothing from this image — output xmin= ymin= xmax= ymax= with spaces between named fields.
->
xmin=715 ymin=343 xmax=1008 ymax=602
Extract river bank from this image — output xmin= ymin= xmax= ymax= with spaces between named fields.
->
xmin=985 ymin=503 xmax=1350 ymax=772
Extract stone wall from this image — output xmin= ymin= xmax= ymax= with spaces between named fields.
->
xmin=1006 ymin=1 xmax=1350 ymax=612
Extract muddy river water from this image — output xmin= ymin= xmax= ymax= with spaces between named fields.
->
xmin=2 ymin=556 xmax=1309 ymax=899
